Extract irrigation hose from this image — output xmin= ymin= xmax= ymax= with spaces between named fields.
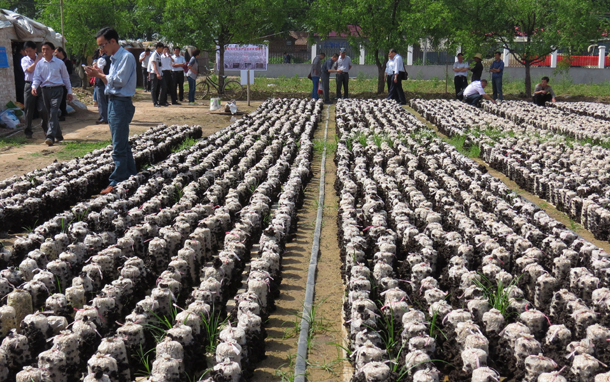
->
xmin=294 ymin=105 xmax=330 ymax=382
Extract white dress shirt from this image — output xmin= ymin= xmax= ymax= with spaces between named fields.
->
xmin=160 ymin=54 xmax=172 ymax=71
xmin=21 ymin=55 xmax=37 ymax=82
xmin=392 ymin=54 xmax=404 ymax=74
xmin=385 ymin=58 xmax=394 ymax=75
xmin=171 ymin=54 xmax=186 ymax=71
xmin=31 ymin=56 xmax=72 ymax=94
xmin=149 ymin=51 xmax=162 ymax=74
xmin=463 ymin=81 xmax=486 ymax=97
xmin=335 ymin=56 xmax=352 ymax=73
xmin=139 ymin=51 xmax=150 ymax=68
xmin=453 ymin=61 xmax=469 ymax=77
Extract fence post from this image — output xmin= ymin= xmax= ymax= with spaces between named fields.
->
xmin=359 ymin=45 xmax=365 ymax=65
xmin=599 ymin=46 xmax=606 ymax=69
xmin=407 ymin=45 xmax=413 ymax=66
xmin=503 ymin=48 xmax=510 ymax=66
xmin=311 ymin=44 xmax=317 ymax=62
xmin=550 ymin=50 xmax=558 ymax=68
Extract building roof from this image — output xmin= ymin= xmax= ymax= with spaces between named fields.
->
xmin=0 ymin=9 xmax=65 ymax=46
xmin=314 ymin=25 xmax=362 ymax=38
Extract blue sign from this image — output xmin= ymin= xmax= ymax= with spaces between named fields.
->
xmin=0 ymin=47 xmax=7 ymax=68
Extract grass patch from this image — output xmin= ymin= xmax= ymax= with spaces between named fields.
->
xmin=56 ymin=141 xmax=111 ymax=160
xmin=445 ymin=134 xmax=480 ymax=158
xmin=0 ymin=136 xmax=28 ymax=150
xmin=473 ymin=273 xmax=522 ymax=319
xmin=172 ymin=137 xmax=198 ymax=153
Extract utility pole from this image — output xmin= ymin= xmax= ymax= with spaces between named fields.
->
xmin=60 ymin=0 xmax=65 ymax=49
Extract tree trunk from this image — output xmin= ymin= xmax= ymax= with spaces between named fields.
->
xmin=374 ymin=49 xmax=385 ymax=94
xmin=524 ymin=61 xmax=531 ymax=98
xmin=218 ymin=42 xmax=225 ymax=90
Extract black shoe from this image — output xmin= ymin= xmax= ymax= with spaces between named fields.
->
xmin=172 ymin=102 xmax=181 ymax=105
xmin=25 ymin=133 xmax=33 ymax=139
xmin=56 ymin=136 xmax=64 ymax=142
xmin=96 ymin=119 xmax=107 ymax=124
xmin=161 ymin=103 xmax=170 ymax=107
xmin=154 ymin=104 xmax=161 ymax=107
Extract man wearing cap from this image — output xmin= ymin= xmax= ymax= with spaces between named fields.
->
xmin=470 ymin=53 xmax=483 ymax=82
xmin=453 ymin=53 xmax=469 ymax=100
xmin=331 ymin=48 xmax=352 ymax=99
xmin=462 ymin=79 xmax=496 ymax=107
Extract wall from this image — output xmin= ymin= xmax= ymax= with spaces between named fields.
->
xmin=224 ymin=63 xmax=610 ymax=85
xmin=0 ymin=27 xmax=18 ymax=109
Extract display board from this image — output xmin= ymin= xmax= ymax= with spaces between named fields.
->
xmin=216 ymin=44 xmax=268 ymax=71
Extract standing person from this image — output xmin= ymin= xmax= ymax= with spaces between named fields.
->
xmin=21 ymin=41 xmax=45 ymax=139
xmin=490 ymin=51 xmax=504 ymax=102
xmin=54 ymin=47 xmax=73 ymax=121
xmin=85 ymin=27 xmax=137 ymax=195
xmin=139 ymin=48 xmax=151 ymax=92
xmin=92 ymin=49 xmax=100 ymax=107
xmin=388 ymin=48 xmax=406 ymax=105
xmin=470 ymin=53 xmax=483 ymax=82
xmin=186 ymin=49 xmax=200 ymax=105
xmin=385 ymin=52 xmax=395 ymax=97
xmin=453 ymin=52 xmax=469 ymax=100
xmin=95 ymin=51 xmax=110 ymax=124
xmin=462 ymin=79 xmax=496 ymax=107
xmin=149 ymin=42 xmax=167 ymax=107
xmin=162 ymin=47 xmax=179 ymax=105
xmin=533 ymin=77 xmax=556 ymax=106
xmin=283 ymin=52 xmax=291 ymax=63
xmin=332 ymin=48 xmax=352 ymax=99
xmin=14 ymin=43 xmax=26 ymax=104
xmin=171 ymin=47 xmax=186 ymax=102
xmin=31 ymin=41 xmax=72 ymax=146
xmin=310 ymin=52 xmax=324 ymax=100
xmin=320 ymin=53 xmax=338 ymax=105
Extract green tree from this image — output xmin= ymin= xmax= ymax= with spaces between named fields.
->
xmin=442 ymin=0 xmax=610 ymax=97
xmin=36 ymin=0 xmax=134 ymax=60
xmin=0 ymin=0 xmax=38 ymax=19
xmin=309 ymin=0 xmax=450 ymax=94
xmin=150 ymin=0 xmax=298 ymax=88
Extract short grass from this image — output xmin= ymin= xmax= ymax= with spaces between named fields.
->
xmin=55 ymin=141 xmax=112 ymax=160
xmin=0 ymin=136 xmax=29 ymax=150
xmin=243 ymin=76 xmax=610 ymax=100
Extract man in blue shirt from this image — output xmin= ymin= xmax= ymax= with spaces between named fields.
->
xmin=490 ymin=51 xmax=504 ymax=101
xmin=85 ymin=27 xmax=137 ymax=195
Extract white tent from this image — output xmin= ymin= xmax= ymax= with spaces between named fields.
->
xmin=0 ymin=9 xmax=65 ymax=47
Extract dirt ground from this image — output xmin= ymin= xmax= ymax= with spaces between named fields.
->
xmin=0 ymin=89 xmax=263 ymax=181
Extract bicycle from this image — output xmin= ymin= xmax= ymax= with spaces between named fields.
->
xmin=195 ymin=69 xmax=244 ymax=100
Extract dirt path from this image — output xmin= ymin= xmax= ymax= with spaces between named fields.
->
xmin=405 ymin=104 xmax=610 ymax=254
xmin=0 ymin=93 xmax=262 ymax=181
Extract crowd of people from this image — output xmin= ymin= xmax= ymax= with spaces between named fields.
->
xmin=455 ymin=51 xmax=556 ymax=108
xmin=20 ymin=40 xmax=73 ymax=145
xmin=138 ymin=43 xmax=201 ymax=106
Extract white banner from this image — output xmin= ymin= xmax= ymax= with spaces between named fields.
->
xmin=217 ymin=44 xmax=268 ymax=71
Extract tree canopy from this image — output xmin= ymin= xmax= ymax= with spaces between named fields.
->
xmin=442 ymin=0 xmax=610 ymax=96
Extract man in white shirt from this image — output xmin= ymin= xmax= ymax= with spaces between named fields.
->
xmin=171 ymin=47 xmax=186 ymax=102
xmin=462 ymin=79 xmax=496 ymax=107
xmin=21 ymin=41 xmax=45 ymax=139
xmin=387 ymin=48 xmax=406 ymax=105
xmin=453 ymin=52 xmax=469 ymax=100
xmin=31 ymin=41 xmax=72 ymax=146
xmin=161 ymin=46 xmax=179 ymax=105
xmin=331 ymin=48 xmax=352 ymax=99
xmin=149 ymin=42 xmax=167 ymax=107
xmin=139 ymin=49 xmax=151 ymax=92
